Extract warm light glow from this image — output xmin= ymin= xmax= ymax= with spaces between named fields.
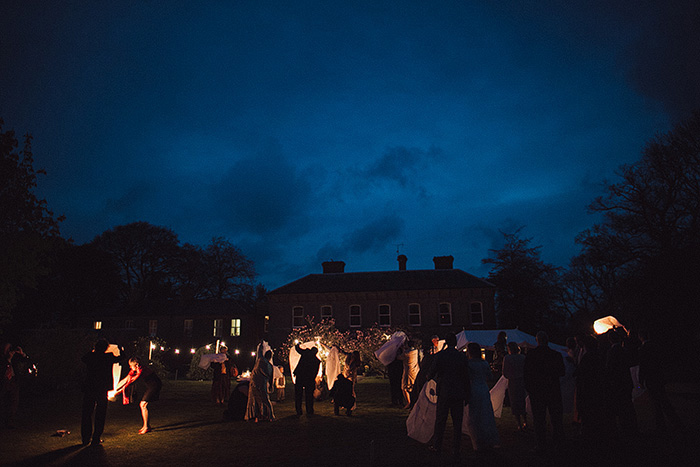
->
xmin=150 ymin=343 xmax=156 ymax=349
xmin=160 ymin=346 xmax=165 ymax=351
xmin=251 ymin=351 xmax=256 ymax=357
xmin=205 ymin=345 xmax=211 ymax=350
xmin=241 ymin=370 xmax=251 ymax=378
xmin=175 ymin=349 xmax=180 ymax=354
xmin=234 ymin=349 xmax=240 ymax=355
xmin=190 ymin=348 xmax=196 ymax=354
xmin=294 ymin=339 xmax=299 ymax=345
xmin=107 ymin=390 xmax=117 ymax=401
xmin=94 ymin=321 xmax=102 ymax=330
xmin=593 ymin=316 xmax=626 ymax=335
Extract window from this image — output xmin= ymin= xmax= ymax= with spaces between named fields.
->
xmin=93 ymin=321 xmax=102 ymax=330
xmin=183 ymin=319 xmax=193 ymax=338
xmin=321 ymin=305 xmax=333 ymax=320
xmin=213 ymin=319 xmax=224 ymax=337
xmin=470 ymin=302 xmax=484 ymax=325
xmin=125 ymin=319 xmax=134 ymax=329
xmin=230 ymin=318 xmax=241 ymax=336
xmin=148 ymin=320 xmax=158 ymax=336
xmin=378 ymin=304 xmax=391 ymax=327
xmin=293 ymin=307 xmax=304 ymax=328
xmin=408 ymin=303 xmax=421 ymax=326
xmin=438 ymin=302 xmax=452 ymax=326
xmin=349 ymin=305 xmax=361 ymax=327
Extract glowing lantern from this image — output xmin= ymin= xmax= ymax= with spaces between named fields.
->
xmin=234 ymin=349 xmax=240 ymax=355
xmin=593 ymin=316 xmax=626 ymax=335
xmin=190 ymin=348 xmax=196 ymax=354
xmin=175 ymin=349 xmax=180 ymax=354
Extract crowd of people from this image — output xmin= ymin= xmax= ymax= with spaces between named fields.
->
xmin=1 ymin=325 xmax=686 ymax=460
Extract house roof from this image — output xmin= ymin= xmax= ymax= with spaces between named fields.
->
xmin=100 ymin=299 xmax=254 ymax=317
xmin=269 ymin=268 xmax=496 ymax=295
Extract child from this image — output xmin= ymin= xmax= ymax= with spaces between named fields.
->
xmin=274 ymin=366 xmax=286 ymax=402
xmin=329 ymin=373 xmax=355 ymax=416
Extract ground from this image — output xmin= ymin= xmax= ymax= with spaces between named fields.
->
xmin=2 ymin=377 xmax=698 ymax=467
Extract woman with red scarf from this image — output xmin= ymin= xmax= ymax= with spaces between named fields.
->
xmin=114 ymin=357 xmax=162 ymax=434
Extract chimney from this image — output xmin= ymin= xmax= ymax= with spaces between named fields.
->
xmin=433 ymin=255 xmax=454 ymax=270
xmin=397 ymin=254 xmax=407 ymax=271
xmin=322 ymin=260 xmax=345 ymax=274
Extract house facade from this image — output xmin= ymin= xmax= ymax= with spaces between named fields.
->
xmin=92 ymin=299 xmax=264 ymax=372
xmin=266 ymin=255 xmax=497 ymax=347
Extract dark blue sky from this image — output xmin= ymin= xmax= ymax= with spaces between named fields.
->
xmin=2 ymin=1 xmax=699 ymax=289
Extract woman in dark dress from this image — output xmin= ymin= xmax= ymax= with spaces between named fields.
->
xmin=114 ymin=357 xmax=162 ymax=434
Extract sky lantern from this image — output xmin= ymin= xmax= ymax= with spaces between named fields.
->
xmin=593 ymin=316 xmax=626 ymax=335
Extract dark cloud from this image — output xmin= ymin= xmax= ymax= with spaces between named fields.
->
xmin=316 ymin=215 xmax=405 ymax=264
xmin=212 ymin=143 xmax=312 ymax=235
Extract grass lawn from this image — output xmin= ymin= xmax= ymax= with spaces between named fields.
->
xmin=3 ymin=377 xmax=699 ymax=466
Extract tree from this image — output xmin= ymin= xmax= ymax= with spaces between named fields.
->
xmin=91 ymin=222 xmax=180 ymax=303
xmin=0 ymin=119 xmax=64 ymax=328
xmin=482 ymin=228 xmax=565 ymax=337
xmin=570 ymin=112 xmax=700 ymax=345
xmin=202 ymin=237 xmax=255 ymax=299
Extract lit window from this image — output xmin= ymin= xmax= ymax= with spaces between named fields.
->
xmin=321 ymin=305 xmax=333 ymax=320
xmin=230 ymin=318 xmax=241 ymax=336
xmin=213 ymin=319 xmax=224 ymax=337
xmin=293 ymin=307 xmax=304 ymax=328
xmin=439 ymin=303 xmax=452 ymax=326
xmin=349 ymin=305 xmax=361 ymax=327
xmin=408 ymin=303 xmax=421 ymax=326
xmin=378 ymin=304 xmax=391 ymax=327
xmin=148 ymin=320 xmax=157 ymax=336
xmin=93 ymin=321 xmax=102 ymax=330
xmin=183 ymin=319 xmax=193 ymax=338
xmin=470 ymin=302 xmax=484 ymax=325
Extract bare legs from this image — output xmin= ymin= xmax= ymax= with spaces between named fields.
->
xmin=138 ymin=401 xmax=151 ymax=434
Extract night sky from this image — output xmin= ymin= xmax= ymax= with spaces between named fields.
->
xmin=2 ymin=1 xmax=699 ymax=290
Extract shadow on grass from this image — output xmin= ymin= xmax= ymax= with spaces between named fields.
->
xmin=154 ymin=419 xmax=226 ymax=431
xmin=7 ymin=444 xmax=85 ymax=467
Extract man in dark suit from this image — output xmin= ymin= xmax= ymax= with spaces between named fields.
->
xmin=426 ymin=332 xmax=471 ymax=461
xmin=293 ymin=343 xmax=321 ymax=416
xmin=81 ymin=338 xmax=123 ymax=446
xmin=524 ymin=331 xmax=565 ymax=454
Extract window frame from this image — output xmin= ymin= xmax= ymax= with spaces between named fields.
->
xmin=408 ymin=303 xmax=421 ymax=326
xmin=349 ymin=304 xmax=361 ymax=328
xmin=438 ymin=302 xmax=452 ymax=326
xmin=378 ymin=304 xmax=391 ymax=327
xmin=292 ymin=306 xmax=304 ymax=328
xmin=470 ymin=302 xmax=484 ymax=325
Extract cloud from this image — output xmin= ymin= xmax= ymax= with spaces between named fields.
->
xmin=212 ymin=143 xmax=312 ymax=235
xmin=316 ymin=214 xmax=405 ymax=262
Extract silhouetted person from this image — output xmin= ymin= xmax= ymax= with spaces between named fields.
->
xmin=329 ymin=373 xmax=355 ymax=416
xmin=293 ymin=343 xmax=321 ymax=416
xmin=387 ymin=351 xmax=405 ymax=406
xmin=426 ymin=332 xmax=471 ymax=461
xmin=81 ymin=338 xmax=122 ymax=446
xmin=605 ymin=328 xmax=638 ymax=436
xmin=408 ymin=338 xmax=438 ymax=410
xmin=1 ymin=343 xmax=28 ymax=429
xmin=524 ymin=331 xmax=565 ymax=454
xmin=503 ymin=341 xmax=527 ymax=431
xmin=574 ymin=335 xmax=609 ymax=445
xmin=638 ymin=329 xmax=683 ymax=432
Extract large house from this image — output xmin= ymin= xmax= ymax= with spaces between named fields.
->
xmin=92 ymin=299 xmax=264 ymax=371
xmin=266 ymin=255 xmax=497 ymax=347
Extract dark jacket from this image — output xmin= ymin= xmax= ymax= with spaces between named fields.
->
xmin=426 ymin=347 xmax=471 ymax=403
xmin=82 ymin=351 xmax=122 ymax=394
xmin=293 ymin=344 xmax=321 ymax=384
xmin=524 ymin=344 xmax=565 ymax=398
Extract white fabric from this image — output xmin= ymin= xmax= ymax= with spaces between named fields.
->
xmin=288 ymin=341 xmax=318 ymax=384
xmin=374 ymin=331 xmax=407 ymax=366
xmin=326 ymin=346 xmax=341 ymax=390
xmin=106 ymin=344 xmax=122 ymax=391
xmin=455 ymin=329 xmax=567 ymax=352
xmin=198 ymin=352 xmax=228 ymax=370
xmin=489 ymin=375 xmax=508 ymax=418
xmin=406 ymin=380 xmax=438 ymax=443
